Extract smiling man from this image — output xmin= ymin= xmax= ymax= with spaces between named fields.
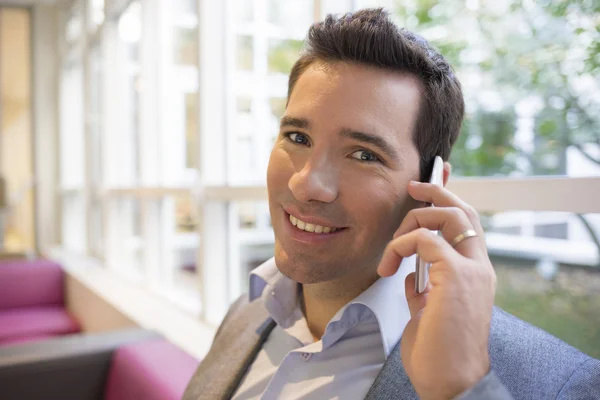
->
xmin=184 ymin=8 xmax=600 ymax=400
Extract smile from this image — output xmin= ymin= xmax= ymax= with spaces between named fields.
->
xmin=288 ymin=214 xmax=343 ymax=234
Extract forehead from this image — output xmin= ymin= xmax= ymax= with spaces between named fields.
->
xmin=286 ymin=61 xmax=422 ymax=144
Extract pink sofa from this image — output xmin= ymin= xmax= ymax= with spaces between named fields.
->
xmin=105 ymin=338 xmax=200 ymax=400
xmin=0 ymin=329 xmax=200 ymax=400
xmin=0 ymin=259 xmax=80 ymax=345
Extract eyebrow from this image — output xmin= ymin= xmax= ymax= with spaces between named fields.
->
xmin=280 ymin=116 xmax=311 ymax=130
xmin=340 ymin=128 xmax=401 ymax=164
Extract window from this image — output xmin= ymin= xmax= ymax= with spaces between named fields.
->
xmin=160 ymin=0 xmax=199 ymax=182
xmin=59 ymin=4 xmax=86 ymax=252
xmin=113 ymin=0 xmax=142 ymax=187
xmin=0 ymin=8 xmax=34 ymax=254
xmin=87 ymin=0 xmax=105 ymax=32
xmin=72 ymin=0 xmax=203 ymax=312
xmin=227 ymin=0 xmax=313 ymax=185
xmin=88 ymin=44 xmax=104 ymax=258
xmin=54 ymin=0 xmax=600 ymax=357
xmin=488 ymin=212 xmax=600 ymax=358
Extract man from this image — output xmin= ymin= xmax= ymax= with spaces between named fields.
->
xmin=184 ymin=8 xmax=600 ymax=400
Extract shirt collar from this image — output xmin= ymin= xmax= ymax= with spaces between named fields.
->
xmin=249 ymin=255 xmax=414 ymax=358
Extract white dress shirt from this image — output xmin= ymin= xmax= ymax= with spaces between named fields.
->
xmin=232 ymin=256 xmax=415 ymax=400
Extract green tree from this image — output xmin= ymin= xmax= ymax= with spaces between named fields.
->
xmin=393 ymin=0 xmax=599 ymax=176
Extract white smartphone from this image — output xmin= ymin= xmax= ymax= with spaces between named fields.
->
xmin=415 ymin=155 xmax=444 ymax=294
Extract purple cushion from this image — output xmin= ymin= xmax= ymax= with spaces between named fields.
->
xmin=0 ymin=259 xmax=64 ymax=310
xmin=104 ymin=339 xmax=200 ymax=400
xmin=0 ymin=306 xmax=80 ymax=344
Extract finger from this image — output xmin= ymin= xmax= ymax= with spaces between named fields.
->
xmin=393 ymin=207 xmax=482 ymax=259
xmin=377 ymin=228 xmax=453 ymax=277
xmin=404 ymin=272 xmax=429 ymax=319
xmin=408 ymin=181 xmax=485 ymax=238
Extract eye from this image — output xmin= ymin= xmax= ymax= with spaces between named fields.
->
xmin=351 ymin=149 xmax=380 ymax=163
xmin=285 ymin=132 xmax=310 ymax=146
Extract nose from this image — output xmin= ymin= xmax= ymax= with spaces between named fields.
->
xmin=288 ymin=154 xmax=339 ymax=204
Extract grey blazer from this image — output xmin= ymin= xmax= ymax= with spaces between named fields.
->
xmin=183 ymin=296 xmax=600 ymax=400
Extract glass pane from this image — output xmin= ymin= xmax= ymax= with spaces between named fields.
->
xmin=488 ymin=211 xmax=600 ymax=358
xmin=65 ymin=5 xmax=83 ymax=45
xmin=89 ymin=197 xmax=104 ymax=258
xmin=382 ymin=1 xmax=600 ymax=177
xmin=267 ymin=38 xmax=303 ymax=74
xmin=238 ymin=201 xmax=272 ymax=231
xmin=172 ymin=0 xmax=198 ymax=68
xmin=233 ymin=0 xmax=253 ymax=23
xmin=173 ymin=27 xmax=198 ymax=66
xmin=88 ymin=44 xmax=104 ymax=258
xmin=89 ymin=45 xmax=103 ymax=188
xmin=322 ymin=0 xmax=354 ymax=17
xmin=232 ymin=201 xmax=274 ymax=298
xmin=116 ymin=1 xmax=142 ymax=185
xmin=108 ymin=197 xmax=143 ymax=279
xmin=174 ymin=0 xmax=197 ymax=15
xmin=238 ymin=96 xmax=252 ymax=114
xmin=159 ymin=2 xmax=199 ymax=182
xmin=267 ymin=0 xmax=313 ymax=37
xmin=0 ymin=8 xmax=35 ymax=253
xmin=175 ymin=194 xmax=198 ymax=233
xmin=235 ymin=96 xmax=253 ymax=140
xmin=87 ymin=0 xmax=105 ymax=30
xmin=269 ymin=97 xmax=286 ymax=120
xmin=235 ymin=137 xmax=254 ymax=173
xmin=61 ymin=193 xmax=87 ymax=253
xmin=159 ymin=195 xmax=201 ymax=313
xmin=185 ymin=92 xmax=199 ymax=169
xmin=236 ymin=35 xmax=254 ymax=71
xmin=59 ymin=64 xmax=85 ymax=189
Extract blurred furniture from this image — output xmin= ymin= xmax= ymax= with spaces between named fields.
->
xmin=0 ymin=251 xmax=28 ymax=261
xmin=0 ymin=328 xmax=200 ymax=400
xmin=0 ymin=259 xmax=80 ymax=345
xmin=0 ymin=175 xmax=5 ymax=249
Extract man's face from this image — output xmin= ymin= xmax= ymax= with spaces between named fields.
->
xmin=267 ymin=61 xmax=422 ymax=284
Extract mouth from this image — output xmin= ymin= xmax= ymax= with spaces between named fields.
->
xmin=283 ymin=210 xmax=348 ymax=243
xmin=288 ymin=213 xmax=343 ymax=234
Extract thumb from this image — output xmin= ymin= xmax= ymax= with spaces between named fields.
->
xmin=404 ymin=272 xmax=429 ymax=319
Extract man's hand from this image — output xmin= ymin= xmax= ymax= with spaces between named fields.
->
xmin=377 ymin=180 xmax=496 ymax=400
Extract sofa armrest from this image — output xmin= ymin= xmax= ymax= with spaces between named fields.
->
xmin=0 ymin=328 xmax=161 ymax=400
xmin=0 ymin=260 xmax=65 ymax=310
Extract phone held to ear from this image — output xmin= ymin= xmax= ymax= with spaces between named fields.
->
xmin=415 ymin=155 xmax=444 ymax=294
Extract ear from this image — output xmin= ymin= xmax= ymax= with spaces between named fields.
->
xmin=442 ymin=162 xmax=452 ymax=187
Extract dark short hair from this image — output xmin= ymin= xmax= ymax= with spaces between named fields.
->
xmin=287 ymin=8 xmax=464 ymax=181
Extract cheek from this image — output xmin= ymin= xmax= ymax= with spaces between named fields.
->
xmin=345 ymin=174 xmax=411 ymax=235
xmin=267 ymin=147 xmax=292 ymax=191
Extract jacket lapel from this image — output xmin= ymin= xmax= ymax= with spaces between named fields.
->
xmin=183 ymin=298 xmax=276 ymax=400
xmin=365 ymin=307 xmax=510 ymax=399
xmin=364 ymin=339 xmax=418 ymax=400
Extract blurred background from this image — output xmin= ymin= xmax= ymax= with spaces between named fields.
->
xmin=0 ymin=0 xmax=599 ymax=358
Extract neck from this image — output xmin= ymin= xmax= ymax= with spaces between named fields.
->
xmin=300 ymin=269 xmax=379 ymax=341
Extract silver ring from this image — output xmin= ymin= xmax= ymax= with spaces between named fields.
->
xmin=450 ymin=229 xmax=478 ymax=248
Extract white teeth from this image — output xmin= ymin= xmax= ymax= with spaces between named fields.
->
xmin=289 ymin=214 xmax=338 ymax=234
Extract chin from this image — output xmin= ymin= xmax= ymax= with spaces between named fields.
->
xmin=273 ymin=245 xmax=343 ymax=284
